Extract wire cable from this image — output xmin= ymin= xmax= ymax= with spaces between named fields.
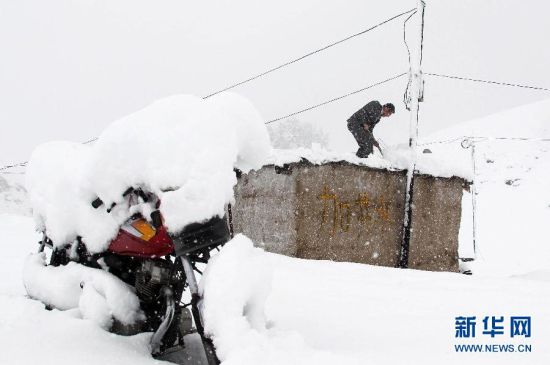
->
xmin=419 ymin=135 xmax=550 ymax=146
xmin=1 ymin=9 xmax=416 ymax=171
xmin=425 ymin=73 xmax=550 ymax=92
xmin=203 ymin=8 xmax=416 ymax=99
xmin=83 ymin=138 xmax=98 ymax=145
xmin=0 ymin=162 xmax=27 ymax=171
xmin=0 ymin=8 xmax=414 ymax=173
xmin=265 ymin=72 xmax=407 ymax=124
xmin=1 ymin=73 xmax=406 ymax=171
xmin=0 ymin=137 xmax=99 ymax=171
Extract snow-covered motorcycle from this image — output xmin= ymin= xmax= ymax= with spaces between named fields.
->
xmin=23 ymin=92 xmax=271 ymax=365
xmin=34 ymin=186 xmax=230 ymax=364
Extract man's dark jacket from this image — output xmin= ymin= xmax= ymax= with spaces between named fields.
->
xmin=347 ymin=101 xmax=383 ymax=131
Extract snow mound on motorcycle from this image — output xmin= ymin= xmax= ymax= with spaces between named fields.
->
xmin=23 ymin=252 xmax=145 ymax=329
xmin=200 ymin=235 xmax=338 ymax=365
xmin=25 ymin=93 xmax=270 ymax=253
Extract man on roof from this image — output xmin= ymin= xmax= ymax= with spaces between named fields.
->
xmin=347 ymin=101 xmax=395 ymax=158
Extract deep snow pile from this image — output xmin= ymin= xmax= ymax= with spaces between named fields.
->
xmin=199 ymin=234 xmax=351 ymax=365
xmin=267 ymin=143 xmax=472 ymax=180
xmin=0 ymin=214 xmax=155 ymax=365
xmin=23 ymin=252 xmax=144 ymax=329
xmin=200 ymin=235 xmax=273 ymax=358
xmin=26 ymin=93 xmax=270 ymax=253
xmin=2 ymin=215 xmax=549 ymax=365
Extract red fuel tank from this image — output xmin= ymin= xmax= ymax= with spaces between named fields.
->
xmin=108 ymin=219 xmax=174 ymax=258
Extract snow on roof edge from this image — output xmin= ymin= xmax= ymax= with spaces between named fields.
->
xmin=262 ymin=146 xmax=473 ymax=182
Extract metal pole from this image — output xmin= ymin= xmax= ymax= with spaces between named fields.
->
xmin=399 ymin=0 xmax=425 ymax=268
xmin=181 ymin=255 xmax=199 ymax=295
xmin=181 ymin=255 xmax=220 ymax=365
xmin=408 ymin=0 xmax=425 ymax=150
xmin=471 ymin=143 xmax=477 ymax=256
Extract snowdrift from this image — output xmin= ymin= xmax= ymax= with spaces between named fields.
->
xmin=200 ymin=235 xmax=346 ymax=365
xmin=23 ymin=252 xmax=145 ymax=329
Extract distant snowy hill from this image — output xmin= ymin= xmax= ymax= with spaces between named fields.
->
xmin=421 ymin=98 xmax=550 ymax=277
xmin=423 ymin=97 xmax=550 ymax=142
xmin=0 ymin=169 xmax=30 ymax=216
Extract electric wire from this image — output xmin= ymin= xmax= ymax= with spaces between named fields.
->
xmin=203 ymin=8 xmax=416 ymax=99
xmin=419 ymin=136 xmax=550 ymax=146
xmin=4 ymin=5 xmax=548 ymax=170
xmin=0 ymin=162 xmax=27 ymax=171
xmin=4 ymin=136 xmax=549 ymax=172
xmin=0 ymin=137 xmax=98 ymax=171
xmin=2 ymin=73 xmax=403 ymax=171
xmin=425 ymin=73 xmax=550 ymax=92
xmin=482 ymin=136 xmax=550 ymax=142
xmin=83 ymin=138 xmax=98 ymax=145
xmin=0 ymin=9 xmax=415 ymax=172
xmin=265 ymin=72 xmax=407 ymax=124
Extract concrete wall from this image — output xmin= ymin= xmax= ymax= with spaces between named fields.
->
xmin=408 ymin=176 xmax=464 ymax=272
xmin=231 ymin=166 xmax=298 ymax=256
xmin=230 ymin=161 xmax=466 ymax=272
xmin=294 ymin=163 xmax=406 ymax=267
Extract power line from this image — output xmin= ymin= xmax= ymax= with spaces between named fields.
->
xmin=0 ymin=137 xmax=98 ymax=171
xmin=11 ymin=6 xmax=548 ymax=169
xmin=0 ymin=162 xmax=27 ymax=171
xmin=1 ymin=73 xmax=406 ymax=171
xmin=483 ymin=136 xmax=550 ymax=142
xmin=425 ymin=73 xmax=550 ymax=92
xmin=265 ymin=72 xmax=407 ymax=124
xmin=419 ymin=136 xmax=550 ymax=146
xmin=203 ymin=8 xmax=416 ymax=99
xmin=0 ymin=8 xmax=414 ymax=173
xmin=83 ymin=138 xmax=98 ymax=145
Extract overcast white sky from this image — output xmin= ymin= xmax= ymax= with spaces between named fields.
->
xmin=2 ymin=0 xmax=550 ymax=166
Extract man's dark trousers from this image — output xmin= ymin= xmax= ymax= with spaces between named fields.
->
xmin=348 ymin=122 xmax=375 ymax=158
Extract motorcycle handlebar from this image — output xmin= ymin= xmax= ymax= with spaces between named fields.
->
xmin=91 ymin=198 xmax=104 ymax=209
xmin=91 ymin=187 xmax=135 ymax=211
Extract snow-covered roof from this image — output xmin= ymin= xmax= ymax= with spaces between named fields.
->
xmin=266 ymin=145 xmax=473 ymax=181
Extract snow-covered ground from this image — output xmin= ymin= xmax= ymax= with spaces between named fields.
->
xmin=1 ymin=213 xmax=549 ymax=364
xmin=0 ymin=169 xmax=30 ymax=216
xmin=423 ymin=98 xmax=550 ymax=278
xmin=1 ymin=98 xmax=550 ymax=364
